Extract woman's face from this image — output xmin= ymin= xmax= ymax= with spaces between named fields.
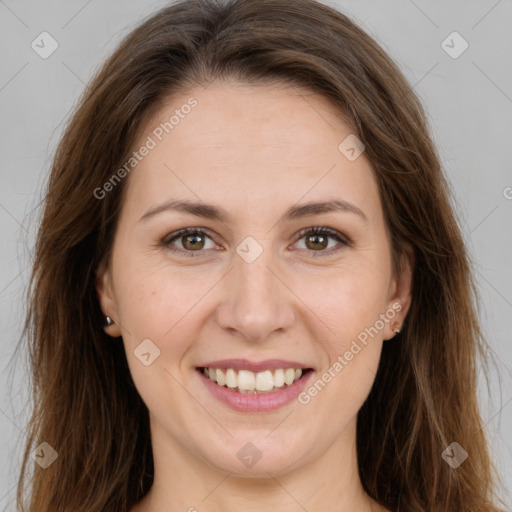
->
xmin=96 ymin=81 xmax=412 ymax=477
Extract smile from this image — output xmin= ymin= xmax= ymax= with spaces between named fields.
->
xmin=200 ymin=366 xmax=310 ymax=394
xmin=196 ymin=361 xmax=314 ymax=412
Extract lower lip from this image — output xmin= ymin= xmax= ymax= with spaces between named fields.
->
xmin=197 ymin=369 xmax=314 ymax=412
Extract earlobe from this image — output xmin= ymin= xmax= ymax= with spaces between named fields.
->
xmin=95 ymin=264 xmax=122 ymax=338
xmin=386 ymin=244 xmax=414 ymax=339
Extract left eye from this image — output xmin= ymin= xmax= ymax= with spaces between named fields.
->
xmin=293 ymin=226 xmax=350 ymax=255
xmin=162 ymin=227 xmax=350 ymax=257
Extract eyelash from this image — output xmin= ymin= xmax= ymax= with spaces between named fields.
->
xmin=161 ymin=226 xmax=351 ymax=258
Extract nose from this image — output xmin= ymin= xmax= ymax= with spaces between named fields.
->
xmin=215 ymin=247 xmax=296 ymax=342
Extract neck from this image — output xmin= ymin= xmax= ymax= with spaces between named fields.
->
xmin=133 ymin=417 xmax=386 ymax=512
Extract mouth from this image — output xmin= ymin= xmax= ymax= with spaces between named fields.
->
xmin=196 ymin=366 xmax=314 ymax=394
xmin=195 ymin=358 xmax=315 ymax=411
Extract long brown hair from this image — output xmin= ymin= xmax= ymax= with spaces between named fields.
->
xmin=12 ymin=0 xmax=504 ymax=510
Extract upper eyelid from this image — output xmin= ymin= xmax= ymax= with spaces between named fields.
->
xmin=163 ymin=227 xmax=217 ymax=244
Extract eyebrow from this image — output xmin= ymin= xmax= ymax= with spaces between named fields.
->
xmin=138 ymin=198 xmax=368 ymax=224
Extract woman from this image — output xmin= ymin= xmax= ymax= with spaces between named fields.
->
xmin=14 ymin=0 xmax=505 ymax=510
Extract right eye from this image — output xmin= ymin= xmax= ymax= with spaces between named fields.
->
xmin=162 ymin=228 xmax=218 ymax=257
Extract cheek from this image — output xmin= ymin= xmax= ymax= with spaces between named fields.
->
xmin=300 ymin=275 xmax=385 ymax=423
xmin=113 ymin=257 xmax=204 ymax=358
xmin=114 ymin=266 xmax=204 ymax=416
xmin=300 ymin=261 xmax=390 ymax=345
xmin=295 ymin=260 xmax=389 ymax=403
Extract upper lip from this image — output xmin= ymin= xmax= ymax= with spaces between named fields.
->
xmin=198 ymin=359 xmax=313 ymax=372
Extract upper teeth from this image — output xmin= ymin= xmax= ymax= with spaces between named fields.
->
xmin=203 ymin=367 xmax=304 ymax=393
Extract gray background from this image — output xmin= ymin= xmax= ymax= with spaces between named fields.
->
xmin=0 ymin=0 xmax=510 ymax=509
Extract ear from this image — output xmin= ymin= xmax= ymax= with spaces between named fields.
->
xmin=384 ymin=243 xmax=414 ymax=340
xmin=95 ymin=258 xmax=122 ymax=338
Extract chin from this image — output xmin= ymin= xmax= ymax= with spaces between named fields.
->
xmin=198 ymin=434 xmax=308 ymax=477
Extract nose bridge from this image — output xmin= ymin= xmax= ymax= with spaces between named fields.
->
xmin=216 ymin=241 xmax=294 ymax=340
xmin=236 ymin=247 xmax=277 ymax=302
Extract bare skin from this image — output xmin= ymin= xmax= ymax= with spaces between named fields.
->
xmin=96 ymin=81 xmax=412 ymax=512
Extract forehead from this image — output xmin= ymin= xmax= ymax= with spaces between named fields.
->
xmin=121 ymin=81 xmax=382 ymax=227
